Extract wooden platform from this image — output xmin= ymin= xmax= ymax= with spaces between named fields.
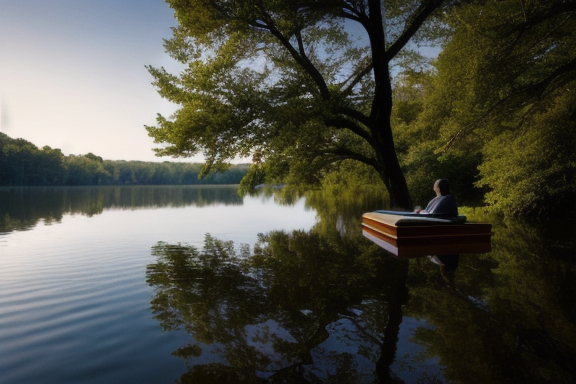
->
xmin=362 ymin=211 xmax=493 ymax=258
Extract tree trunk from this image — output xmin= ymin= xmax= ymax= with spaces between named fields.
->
xmin=375 ymin=258 xmax=409 ymax=383
xmin=370 ymin=73 xmax=412 ymax=210
xmin=374 ymin=119 xmax=413 ymax=210
xmin=366 ymin=0 xmax=413 ymax=211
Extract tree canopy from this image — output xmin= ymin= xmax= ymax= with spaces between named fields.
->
xmin=146 ymin=0 xmax=454 ymax=209
xmin=147 ymin=0 xmax=575 ymax=217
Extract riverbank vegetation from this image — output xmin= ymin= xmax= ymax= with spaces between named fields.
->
xmin=0 ymin=133 xmax=249 ymax=186
xmin=394 ymin=1 xmax=576 ymax=219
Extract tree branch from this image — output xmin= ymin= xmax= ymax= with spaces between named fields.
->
xmin=266 ymin=24 xmax=331 ymax=99
xmin=322 ymin=147 xmax=378 ymax=168
xmin=338 ymin=1 xmax=367 ymax=23
xmin=385 ymin=0 xmax=445 ymax=62
xmin=324 ymin=116 xmax=372 ymax=143
xmin=338 ymin=106 xmax=372 ymax=128
xmin=341 ymin=60 xmax=374 ymax=96
xmin=295 ymin=29 xmax=306 ymax=57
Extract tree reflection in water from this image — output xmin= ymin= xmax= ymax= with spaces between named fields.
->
xmin=404 ymin=213 xmax=576 ymax=384
xmin=0 ymin=185 xmax=243 ymax=233
xmin=146 ymin=211 xmax=576 ymax=384
xmin=147 ymin=231 xmax=408 ymax=383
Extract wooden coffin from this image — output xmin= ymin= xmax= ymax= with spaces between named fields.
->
xmin=362 ymin=211 xmax=493 ymax=258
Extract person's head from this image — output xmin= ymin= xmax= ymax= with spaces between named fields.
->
xmin=434 ymin=179 xmax=451 ymax=196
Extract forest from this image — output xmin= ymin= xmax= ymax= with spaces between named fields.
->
xmin=0 ymin=133 xmax=249 ymax=186
xmin=146 ymin=0 xmax=575 ymax=219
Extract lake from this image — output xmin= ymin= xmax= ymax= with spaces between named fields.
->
xmin=1 ymin=186 xmax=574 ymax=384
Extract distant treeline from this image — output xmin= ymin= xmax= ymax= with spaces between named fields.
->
xmin=0 ymin=133 xmax=250 ymax=186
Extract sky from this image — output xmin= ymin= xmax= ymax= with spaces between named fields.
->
xmin=0 ymin=0 xmax=204 ymax=162
xmin=0 ymin=1 xmax=441 ymax=164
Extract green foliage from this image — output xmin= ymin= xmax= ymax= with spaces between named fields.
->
xmin=443 ymin=1 xmax=576 ymax=218
xmin=478 ymin=86 xmax=576 ymax=217
xmin=391 ymin=69 xmax=486 ymax=207
xmin=0 ymin=133 xmax=250 ymax=186
xmin=0 ymin=133 xmax=66 ymax=186
xmin=401 ymin=141 xmax=485 ymax=208
xmin=307 ymin=159 xmax=389 ymax=232
xmin=147 ymin=0 xmax=453 ymax=209
xmin=65 ymin=155 xmax=110 ymax=185
xmin=391 ymin=1 xmax=576 ymax=218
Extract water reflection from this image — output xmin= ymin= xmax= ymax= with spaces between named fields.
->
xmin=404 ymin=215 xmax=576 ymax=384
xmin=147 ymin=214 xmax=575 ymax=383
xmin=147 ymin=231 xmax=408 ymax=383
xmin=427 ymin=254 xmax=460 ymax=283
xmin=0 ymin=185 xmax=243 ymax=233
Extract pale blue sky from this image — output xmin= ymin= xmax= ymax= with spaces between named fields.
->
xmin=0 ymin=0 xmax=201 ymax=161
xmin=1 ymin=1 xmax=440 ymax=163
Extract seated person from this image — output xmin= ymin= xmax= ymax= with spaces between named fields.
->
xmin=415 ymin=179 xmax=458 ymax=217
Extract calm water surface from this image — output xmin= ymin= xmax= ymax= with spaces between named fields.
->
xmin=1 ymin=186 xmax=574 ymax=384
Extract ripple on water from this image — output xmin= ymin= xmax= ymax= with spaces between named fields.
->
xmin=0 ymin=243 xmax=182 ymax=384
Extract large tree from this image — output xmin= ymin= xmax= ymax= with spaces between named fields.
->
xmin=146 ymin=0 xmax=451 ymax=209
